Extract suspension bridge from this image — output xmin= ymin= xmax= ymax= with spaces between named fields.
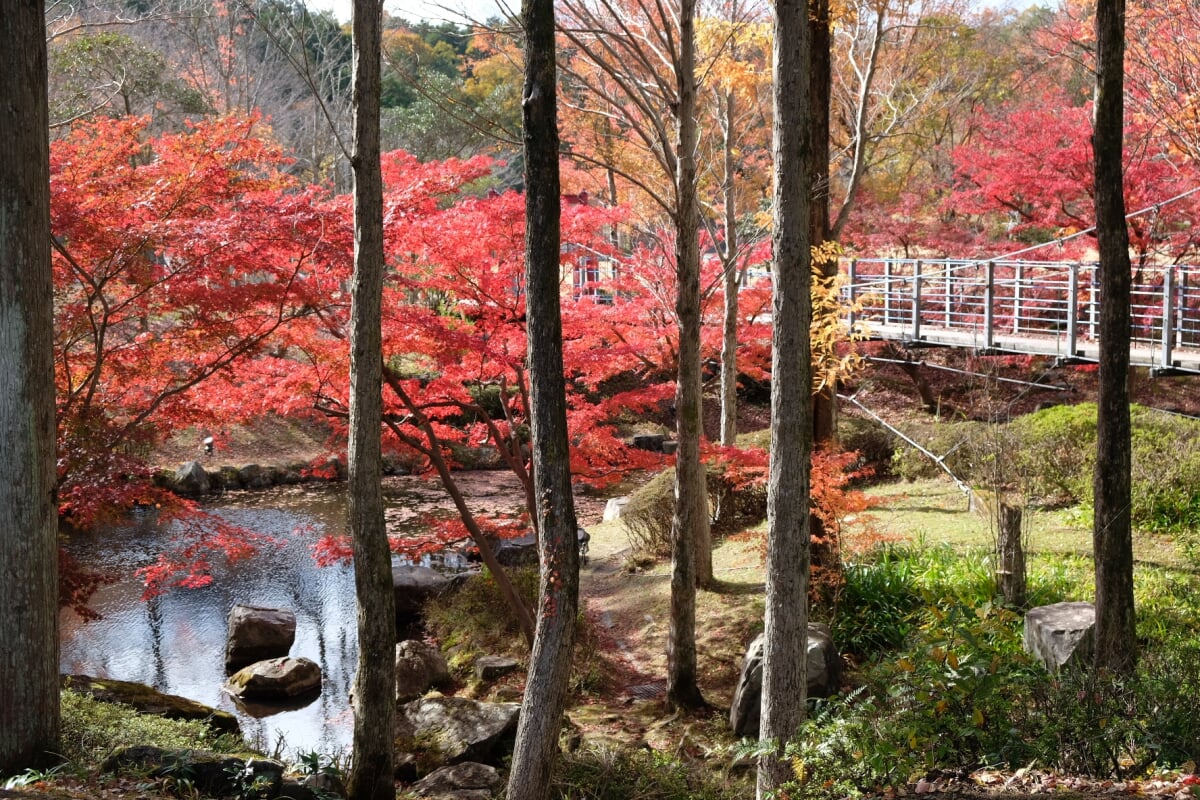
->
xmin=840 ymin=258 xmax=1200 ymax=376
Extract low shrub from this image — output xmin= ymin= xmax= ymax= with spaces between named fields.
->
xmin=621 ymin=456 xmax=766 ymax=560
xmin=889 ymin=420 xmax=993 ymax=485
xmin=839 ymin=414 xmax=896 ymax=482
xmin=60 ymin=689 xmax=239 ymax=766
xmin=1010 ymin=403 xmax=1097 ymax=503
xmin=774 ymin=599 xmax=1042 ymax=798
xmin=1128 ymin=407 xmax=1200 ymax=534
xmin=1026 ymin=643 xmax=1200 ymax=776
xmin=423 ymin=566 xmax=540 ymax=660
xmin=621 ymin=468 xmax=677 ymax=559
xmin=780 ymin=549 xmax=1200 ymax=798
xmin=832 ymin=544 xmax=997 ymax=660
xmin=889 ymin=404 xmax=1200 ymax=536
xmin=553 ymin=745 xmax=732 ymax=800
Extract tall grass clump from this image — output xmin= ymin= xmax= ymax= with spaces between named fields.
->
xmin=60 ymin=689 xmax=240 ymax=766
xmin=832 ymin=548 xmax=921 ymax=658
xmin=832 ymin=544 xmax=998 ymax=659
xmin=424 ymin=566 xmax=539 ymax=660
xmin=553 ymin=746 xmax=732 ymax=800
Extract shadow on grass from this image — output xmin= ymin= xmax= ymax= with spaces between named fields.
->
xmin=706 ymin=578 xmax=765 ymax=596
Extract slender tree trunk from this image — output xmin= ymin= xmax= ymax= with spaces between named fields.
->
xmin=830 ymin=4 xmax=884 ymax=242
xmin=346 ymin=0 xmax=396 ymax=797
xmin=0 ymin=0 xmax=59 ymax=775
xmin=668 ymin=0 xmax=710 ymax=710
xmin=719 ymin=91 xmax=740 ymax=448
xmin=1092 ymin=0 xmax=1136 ymax=675
xmin=505 ymin=0 xmax=580 ymax=790
xmin=759 ymin=0 xmax=813 ymax=792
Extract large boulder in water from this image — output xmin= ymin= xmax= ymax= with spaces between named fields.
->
xmin=397 ymin=695 xmax=520 ymax=767
xmin=62 ymin=675 xmax=240 ymax=736
xmin=225 ymin=604 xmax=296 ymax=670
xmin=493 ymin=534 xmax=538 ymax=567
xmin=396 ymin=639 xmax=451 ymax=702
xmin=173 ymin=461 xmax=211 ymax=495
xmin=225 ymin=657 xmax=321 ymax=701
xmin=1024 ymin=601 xmax=1095 ymax=671
xmin=729 ymin=623 xmax=840 ymax=738
xmin=393 ymin=565 xmax=454 ymax=619
xmin=237 ymin=463 xmax=274 ymax=489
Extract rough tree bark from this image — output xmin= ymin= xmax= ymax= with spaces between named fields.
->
xmin=346 ymin=0 xmax=396 ymax=797
xmin=504 ymin=0 xmax=580 ymax=789
xmin=1092 ymin=0 xmax=1137 ymax=675
xmin=758 ymin=0 xmax=813 ymax=792
xmin=996 ymin=503 xmax=1026 ymax=609
xmin=667 ymin=0 xmax=711 ymax=710
xmin=0 ymin=0 xmax=60 ymax=776
xmin=810 ymin=0 xmax=834 ymax=446
xmin=808 ymin=0 xmax=840 ymax=589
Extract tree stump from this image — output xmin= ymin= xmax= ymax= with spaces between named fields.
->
xmin=996 ymin=502 xmax=1026 ymax=608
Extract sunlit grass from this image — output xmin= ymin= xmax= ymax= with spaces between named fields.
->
xmin=858 ymin=476 xmax=1193 ymax=570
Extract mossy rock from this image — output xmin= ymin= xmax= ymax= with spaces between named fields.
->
xmin=62 ymin=674 xmax=241 ymax=736
xmin=101 ymin=745 xmax=285 ymax=798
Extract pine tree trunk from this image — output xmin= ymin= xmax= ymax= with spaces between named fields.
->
xmin=0 ymin=1 xmax=60 ymax=775
xmin=758 ymin=0 xmax=813 ymax=792
xmin=346 ymin=1 xmax=396 ymax=796
xmin=1092 ymin=0 xmax=1137 ymax=675
xmin=667 ymin=0 xmax=711 ymax=710
xmin=504 ymin=0 xmax=580 ymax=790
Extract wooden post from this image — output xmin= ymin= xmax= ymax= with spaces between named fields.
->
xmin=996 ymin=502 xmax=1026 ymax=609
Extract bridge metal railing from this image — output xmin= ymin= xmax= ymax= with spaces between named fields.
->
xmin=842 ymin=259 xmax=1200 ymax=371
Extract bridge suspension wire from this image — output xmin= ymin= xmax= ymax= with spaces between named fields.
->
xmin=863 ymin=356 xmax=1071 ymax=392
xmin=987 ymin=185 xmax=1200 ymax=263
xmin=837 ymin=392 xmax=973 ymax=497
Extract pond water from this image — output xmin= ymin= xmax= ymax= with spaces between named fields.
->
xmin=59 ymin=474 xmax=523 ymax=757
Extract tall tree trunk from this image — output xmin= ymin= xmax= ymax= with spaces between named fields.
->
xmin=808 ymin=0 xmax=839 ymax=590
xmin=719 ymin=90 xmax=740 ymax=448
xmin=0 ymin=0 xmax=59 ymax=775
xmin=346 ymin=0 xmax=396 ymax=797
xmin=758 ymin=0 xmax=813 ymax=792
xmin=809 ymin=0 xmax=834 ymax=446
xmin=668 ymin=0 xmax=710 ymax=710
xmin=505 ymin=0 xmax=580 ymax=790
xmin=1092 ymin=0 xmax=1136 ymax=676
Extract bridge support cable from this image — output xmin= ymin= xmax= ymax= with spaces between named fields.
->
xmin=986 ymin=185 xmax=1200 ymax=263
xmin=837 ymin=392 xmax=972 ymax=499
xmin=862 ymin=356 xmax=1070 ymax=393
